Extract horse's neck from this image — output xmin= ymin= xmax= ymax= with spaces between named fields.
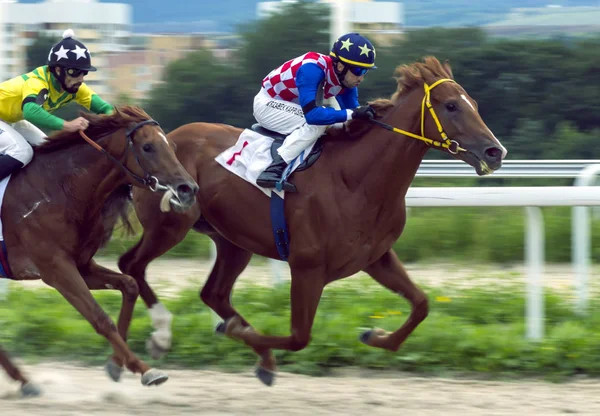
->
xmin=35 ymin=138 xmax=126 ymax=213
xmin=346 ymin=90 xmax=429 ymax=202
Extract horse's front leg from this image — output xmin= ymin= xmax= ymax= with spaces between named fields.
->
xmin=81 ymin=260 xmax=141 ymax=382
xmin=41 ymin=259 xmax=168 ymax=387
xmin=222 ymin=266 xmax=325 ymax=385
xmin=360 ymin=249 xmax=429 ymax=352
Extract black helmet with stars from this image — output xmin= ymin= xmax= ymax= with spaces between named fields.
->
xmin=47 ymin=29 xmax=97 ymax=72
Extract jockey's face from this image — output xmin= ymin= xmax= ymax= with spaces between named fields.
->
xmin=57 ymin=67 xmax=86 ymax=93
xmin=336 ymin=62 xmax=366 ymax=89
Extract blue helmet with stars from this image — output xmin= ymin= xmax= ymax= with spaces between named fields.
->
xmin=330 ymin=32 xmax=377 ymax=76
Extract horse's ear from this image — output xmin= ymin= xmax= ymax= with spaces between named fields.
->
xmin=443 ymin=59 xmax=454 ymax=80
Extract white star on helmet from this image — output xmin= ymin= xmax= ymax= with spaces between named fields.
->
xmin=53 ymin=45 xmax=70 ymax=61
xmin=72 ymin=45 xmax=88 ymax=60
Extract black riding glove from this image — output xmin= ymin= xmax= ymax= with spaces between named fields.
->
xmin=352 ymin=105 xmax=376 ymax=120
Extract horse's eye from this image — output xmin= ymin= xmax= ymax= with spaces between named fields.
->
xmin=446 ymin=102 xmax=458 ymax=112
xmin=143 ymin=144 xmax=154 ymax=153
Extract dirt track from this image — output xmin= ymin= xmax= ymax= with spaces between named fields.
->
xmin=4 ymin=257 xmax=597 ymax=297
xmin=2 ymin=362 xmax=600 ymax=415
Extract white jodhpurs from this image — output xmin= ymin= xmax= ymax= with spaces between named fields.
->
xmin=0 ymin=119 xmax=47 ymax=166
xmin=253 ymin=88 xmax=328 ymax=164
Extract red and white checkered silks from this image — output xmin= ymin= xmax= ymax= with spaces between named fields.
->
xmin=261 ymin=52 xmax=343 ymax=103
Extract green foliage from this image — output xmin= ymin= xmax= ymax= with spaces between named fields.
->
xmin=25 ymin=33 xmax=55 ymax=72
xmin=142 ymin=5 xmax=600 ymax=161
xmin=101 ymin=205 xmax=600 ymax=264
xmin=236 ymin=1 xmax=330 ymax=86
xmin=2 ymin=282 xmax=600 ymax=380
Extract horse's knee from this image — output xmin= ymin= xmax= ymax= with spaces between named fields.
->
xmin=289 ymin=333 xmax=311 ymax=352
xmin=121 ymin=275 xmax=140 ymax=302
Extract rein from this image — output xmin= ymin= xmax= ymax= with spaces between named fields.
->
xmin=79 ymin=119 xmax=167 ymax=192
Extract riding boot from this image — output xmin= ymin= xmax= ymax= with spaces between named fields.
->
xmin=256 ymin=154 xmax=297 ymax=192
xmin=0 ymin=154 xmax=24 ymax=182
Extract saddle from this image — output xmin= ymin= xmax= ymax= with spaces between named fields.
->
xmin=250 ymin=124 xmax=322 ymax=172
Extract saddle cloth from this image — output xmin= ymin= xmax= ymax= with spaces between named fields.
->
xmin=215 ymin=128 xmax=319 ymax=198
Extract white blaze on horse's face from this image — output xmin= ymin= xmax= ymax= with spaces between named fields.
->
xmin=460 ymin=94 xmax=475 ymax=111
xmin=159 ymin=133 xmax=169 ymax=145
xmin=460 ymin=94 xmax=508 ymax=159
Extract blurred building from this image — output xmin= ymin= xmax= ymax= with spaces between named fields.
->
xmin=0 ymin=0 xmax=132 ymax=96
xmin=485 ymin=5 xmax=600 ymax=37
xmin=105 ymin=33 xmax=234 ymax=102
xmin=257 ymin=0 xmax=404 ymax=46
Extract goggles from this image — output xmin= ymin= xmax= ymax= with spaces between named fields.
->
xmin=347 ymin=66 xmax=370 ymax=77
xmin=66 ymin=68 xmax=88 ymax=77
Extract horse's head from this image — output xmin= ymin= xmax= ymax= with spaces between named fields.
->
xmin=69 ymin=106 xmax=199 ymax=211
xmin=388 ymin=57 xmax=507 ymax=176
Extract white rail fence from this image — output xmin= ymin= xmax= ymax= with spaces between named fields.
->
xmin=406 ymin=185 xmax=600 ymax=340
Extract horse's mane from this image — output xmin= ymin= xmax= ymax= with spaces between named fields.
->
xmin=340 ymin=56 xmax=454 ymax=138
xmin=36 ymin=105 xmax=153 ymax=153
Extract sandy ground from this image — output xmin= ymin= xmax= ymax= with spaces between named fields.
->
xmin=2 ymin=362 xmax=600 ymax=415
xmin=3 ymin=257 xmax=598 ymax=298
xmin=2 ymin=259 xmax=600 ymax=414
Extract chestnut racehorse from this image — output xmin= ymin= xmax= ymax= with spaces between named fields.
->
xmin=118 ymin=57 xmax=507 ymax=386
xmin=0 ymin=106 xmax=198 ymax=395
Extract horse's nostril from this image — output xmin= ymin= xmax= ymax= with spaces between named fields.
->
xmin=176 ymin=182 xmax=198 ymax=198
xmin=485 ymin=147 xmax=502 ymax=162
xmin=177 ymin=184 xmax=192 ymax=196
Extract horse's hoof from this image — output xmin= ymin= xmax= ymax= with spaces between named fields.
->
xmin=146 ymin=337 xmax=169 ymax=360
xmin=20 ymin=382 xmax=42 ymax=397
xmin=105 ymin=358 xmax=124 ymax=382
xmin=255 ymin=366 xmax=275 ymax=386
xmin=141 ymin=368 xmax=169 ymax=386
xmin=359 ymin=329 xmax=373 ymax=345
xmin=215 ymin=320 xmax=227 ymax=335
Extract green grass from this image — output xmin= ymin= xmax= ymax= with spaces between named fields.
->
xmin=2 ymin=280 xmax=600 ymax=382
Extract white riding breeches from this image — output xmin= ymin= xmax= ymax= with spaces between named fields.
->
xmin=253 ymin=88 xmax=329 ymax=164
xmin=0 ymin=119 xmax=47 ymax=165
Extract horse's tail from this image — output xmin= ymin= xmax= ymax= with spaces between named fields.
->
xmin=99 ymin=184 xmax=135 ymax=249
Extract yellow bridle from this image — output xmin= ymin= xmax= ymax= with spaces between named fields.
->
xmin=371 ymin=78 xmax=466 ymax=155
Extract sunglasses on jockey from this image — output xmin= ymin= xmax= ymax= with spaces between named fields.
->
xmin=346 ymin=65 xmax=370 ymax=77
xmin=66 ymin=68 xmax=88 ymax=77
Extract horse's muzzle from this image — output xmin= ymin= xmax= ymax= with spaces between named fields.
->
xmin=159 ymin=180 xmax=198 ymax=213
xmin=174 ymin=180 xmax=199 ymax=210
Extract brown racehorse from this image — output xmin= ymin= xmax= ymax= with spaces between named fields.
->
xmin=0 ymin=105 xmax=198 ymax=396
xmin=117 ymin=57 xmax=507 ymax=386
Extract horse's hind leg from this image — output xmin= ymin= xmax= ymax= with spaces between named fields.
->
xmin=360 ymin=249 xmax=429 ymax=352
xmin=118 ymin=211 xmax=197 ymax=359
xmin=0 ymin=346 xmax=41 ymax=396
xmin=202 ymin=235 xmax=279 ymax=385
